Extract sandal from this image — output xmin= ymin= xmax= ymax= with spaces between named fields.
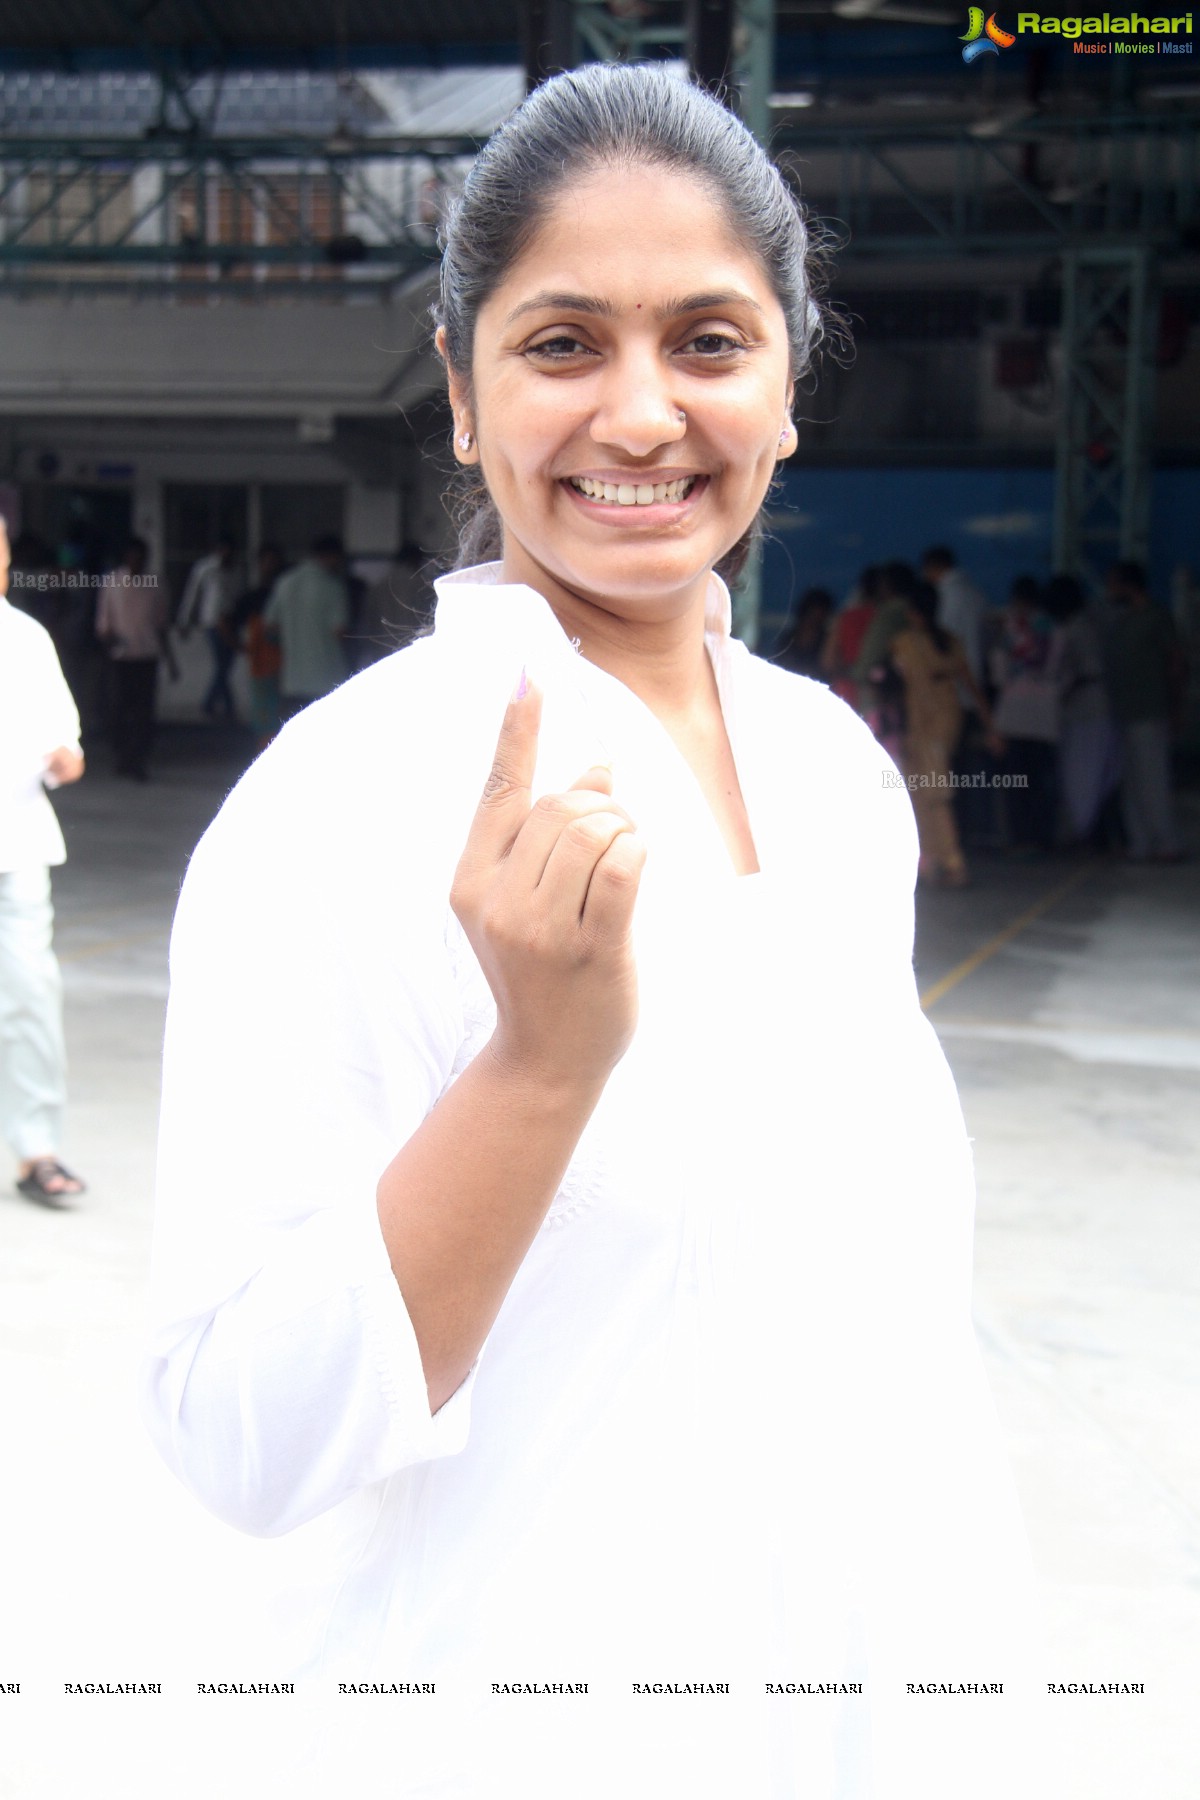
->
xmin=16 ymin=1158 xmax=87 ymax=1208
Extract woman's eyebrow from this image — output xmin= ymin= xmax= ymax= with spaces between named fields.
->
xmin=504 ymin=291 xmax=617 ymax=325
xmin=663 ymin=290 xmax=765 ymax=320
xmin=503 ymin=288 xmax=765 ymax=326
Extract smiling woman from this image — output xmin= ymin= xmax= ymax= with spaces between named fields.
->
xmin=443 ymin=163 xmax=795 ymax=636
xmin=436 ymin=66 xmax=822 ymax=591
xmin=144 ymin=62 xmax=1046 ymax=1800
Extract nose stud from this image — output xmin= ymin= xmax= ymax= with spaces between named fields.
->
xmin=675 ymin=409 xmax=687 ymax=425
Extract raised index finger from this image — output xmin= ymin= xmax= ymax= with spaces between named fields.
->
xmin=463 ymin=670 xmax=542 ymax=865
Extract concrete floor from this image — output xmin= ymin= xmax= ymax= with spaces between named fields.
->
xmin=1 ymin=681 xmax=1197 ymax=1798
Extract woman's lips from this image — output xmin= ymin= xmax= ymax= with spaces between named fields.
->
xmin=562 ymin=474 xmax=707 ymax=519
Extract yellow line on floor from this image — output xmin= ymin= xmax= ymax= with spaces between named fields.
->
xmin=920 ymin=861 xmax=1097 ymax=1012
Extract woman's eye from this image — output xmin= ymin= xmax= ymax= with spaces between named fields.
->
xmin=683 ymin=332 xmax=743 ymax=357
xmin=526 ymin=335 xmax=593 ymax=360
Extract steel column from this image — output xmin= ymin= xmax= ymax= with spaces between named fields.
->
xmin=1053 ymin=248 xmax=1158 ymax=590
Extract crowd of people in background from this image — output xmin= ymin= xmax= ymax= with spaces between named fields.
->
xmin=1 ymin=512 xmax=1185 ymax=1222
xmin=6 ymin=524 xmax=1190 ymax=871
xmin=1 ymin=516 xmax=437 ymax=1207
xmin=774 ymin=547 xmax=1189 ymax=885
xmin=6 ymin=527 xmax=436 ymax=777
xmin=173 ymin=531 xmax=433 ymax=753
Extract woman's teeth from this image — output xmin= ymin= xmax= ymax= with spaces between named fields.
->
xmin=569 ymin=476 xmax=697 ymax=506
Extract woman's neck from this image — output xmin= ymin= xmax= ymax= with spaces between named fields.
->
xmin=500 ymin=552 xmax=717 ymax=722
xmin=496 ymin=548 xmax=758 ymax=875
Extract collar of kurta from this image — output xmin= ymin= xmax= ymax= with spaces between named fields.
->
xmin=431 ymin=561 xmax=735 ymax=662
xmin=426 ymin=561 xmax=750 ymax=883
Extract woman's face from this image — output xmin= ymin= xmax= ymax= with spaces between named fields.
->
xmin=448 ymin=162 xmax=797 ymax=626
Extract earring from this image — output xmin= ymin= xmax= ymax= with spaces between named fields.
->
xmin=779 ymin=424 xmax=791 ymax=445
xmin=458 ymin=430 xmax=473 ymax=452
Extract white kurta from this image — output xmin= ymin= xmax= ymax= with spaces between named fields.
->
xmin=0 ymin=597 xmax=82 ymax=872
xmin=144 ymin=566 xmax=1044 ymax=1798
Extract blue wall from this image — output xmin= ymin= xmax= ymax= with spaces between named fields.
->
xmin=760 ymin=465 xmax=1200 ymax=647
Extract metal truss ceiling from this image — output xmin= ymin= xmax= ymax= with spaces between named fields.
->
xmin=0 ymin=114 xmax=1195 ymax=287
xmin=773 ymin=114 xmax=1200 ymax=260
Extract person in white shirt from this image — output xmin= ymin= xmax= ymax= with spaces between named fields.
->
xmin=96 ymin=535 xmax=172 ymax=781
xmin=145 ymin=66 xmax=1045 ymax=1799
xmin=0 ymin=516 xmax=87 ymax=1206
xmin=922 ymin=544 xmax=988 ymax=687
xmin=176 ymin=534 xmax=239 ymax=719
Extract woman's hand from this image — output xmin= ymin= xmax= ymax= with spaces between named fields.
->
xmin=377 ymin=676 xmax=646 ymax=1407
xmin=450 ymin=675 xmax=647 ymax=1093
xmin=43 ymin=746 xmax=85 ymax=786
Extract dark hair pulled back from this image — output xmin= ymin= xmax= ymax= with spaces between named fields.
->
xmin=434 ymin=61 xmax=834 ymax=580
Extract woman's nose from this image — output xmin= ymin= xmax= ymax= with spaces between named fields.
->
xmin=588 ymin=356 xmax=686 ymax=456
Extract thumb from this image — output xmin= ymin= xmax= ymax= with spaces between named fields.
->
xmin=567 ymin=762 xmax=614 ymax=798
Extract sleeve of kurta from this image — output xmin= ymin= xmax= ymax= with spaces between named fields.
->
xmin=142 ymin=711 xmax=474 ymax=1537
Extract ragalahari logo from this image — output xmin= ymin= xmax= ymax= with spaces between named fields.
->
xmin=961 ymin=8 xmax=1017 ymax=58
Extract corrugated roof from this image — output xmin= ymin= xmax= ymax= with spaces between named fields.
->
xmin=0 ymin=66 xmax=524 ymax=136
